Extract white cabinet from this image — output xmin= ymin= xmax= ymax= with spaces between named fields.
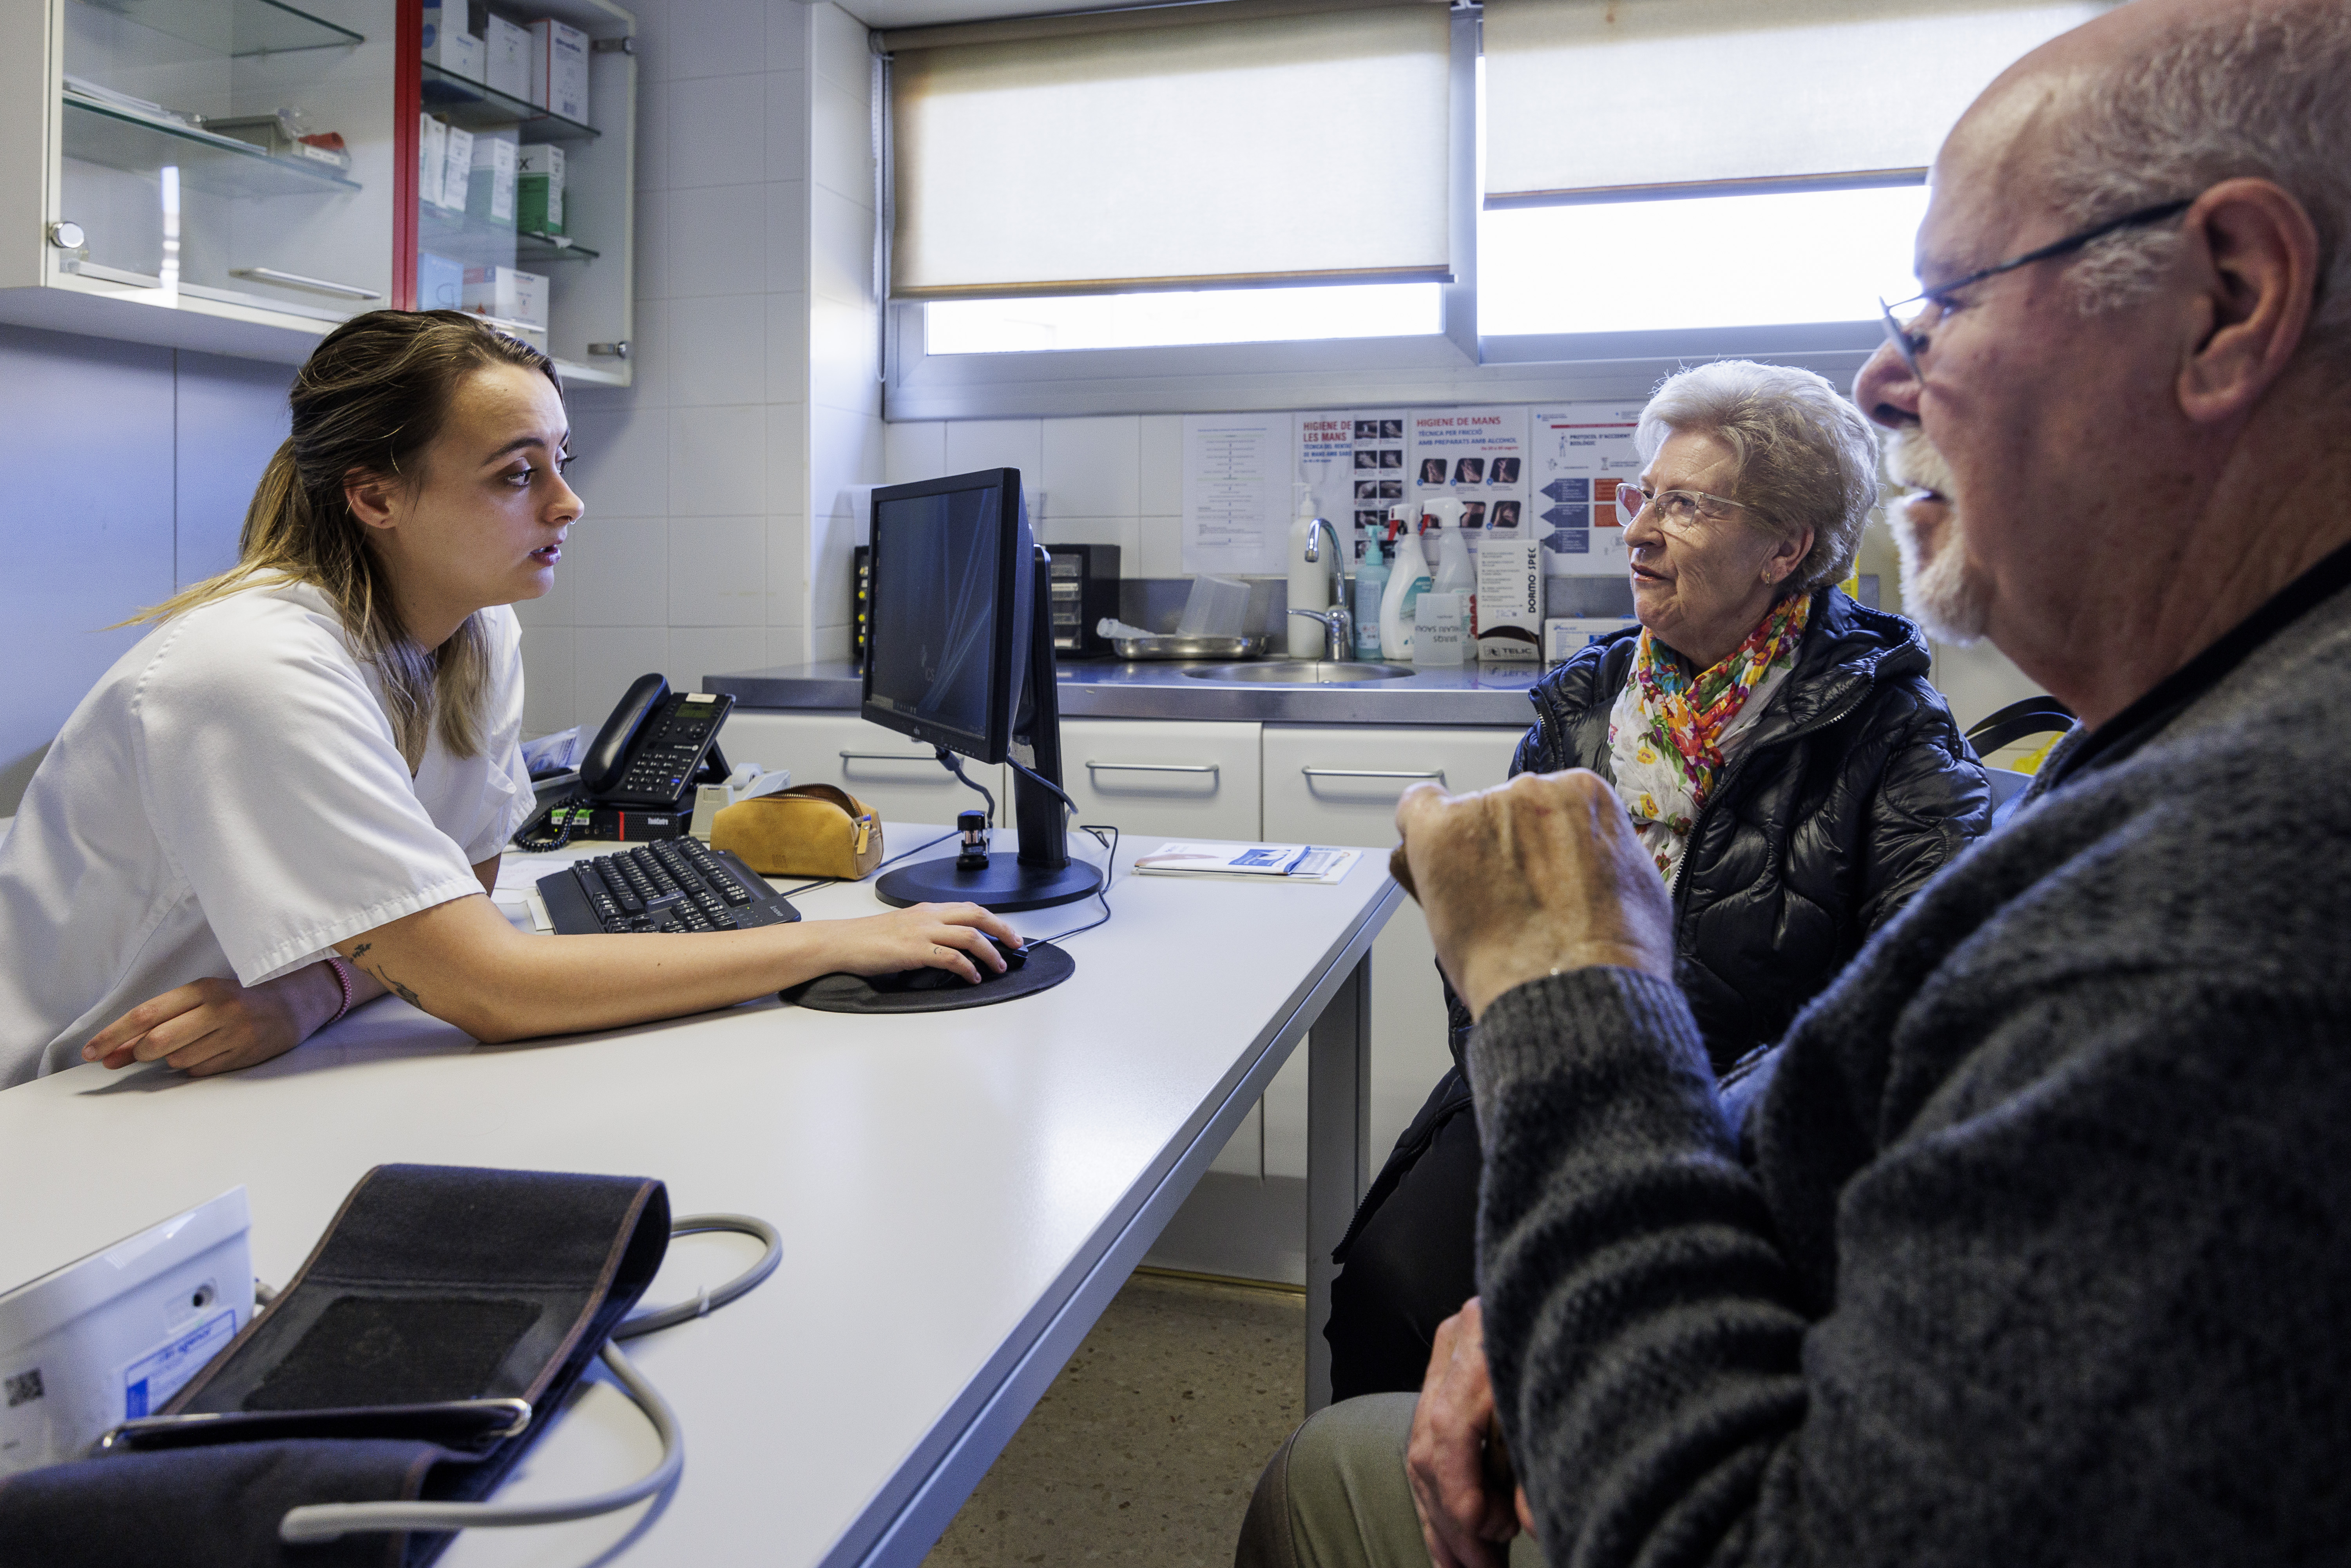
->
xmin=717 ymin=710 xmax=1008 ymax=832
xmin=1261 ymin=724 xmax=1522 ymax=1179
xmin=1061 ymin=718 xmax=1265 ymax=1177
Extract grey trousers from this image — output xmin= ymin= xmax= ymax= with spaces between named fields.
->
xmin=1235 ymin=1394 xmax=1545 ymax=1568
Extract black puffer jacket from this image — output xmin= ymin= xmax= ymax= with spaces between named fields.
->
xmin=1459 ymin=586 xmax=1993 ymax=1074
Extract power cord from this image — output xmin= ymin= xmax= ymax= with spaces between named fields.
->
xmin=277 ymin=1213 xmax=781 ymax=1546
xmin=936 ymin=745 xmax=998 ymax=824
xmin=1000 ymin=759 xmax=1118 ymax=943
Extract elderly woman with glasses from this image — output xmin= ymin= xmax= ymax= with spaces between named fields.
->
xmin=1322 ymin=359 xmax=1993 ymax=1401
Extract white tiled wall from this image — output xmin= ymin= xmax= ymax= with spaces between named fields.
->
xmin=532 ymin=0 xmax=883 ymax=737
xmin=884 ymin=413 xmax=1187 ymax=578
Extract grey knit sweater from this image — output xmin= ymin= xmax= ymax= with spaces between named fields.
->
xmin=1469 ymin=563 xmax=2351 ymax=1566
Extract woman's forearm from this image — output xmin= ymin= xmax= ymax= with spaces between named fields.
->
xmin=337 ymin=892 xmax=1008 ymax=1043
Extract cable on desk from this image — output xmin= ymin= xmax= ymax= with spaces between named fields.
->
xmin=277 ymin=1213 xmax=780 ymax=1546
xmin=764 ymin=827 xmax=960 ymax=901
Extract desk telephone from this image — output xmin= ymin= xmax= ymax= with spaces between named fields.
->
xmin=518 ymin=673 xmax=736 ymax=847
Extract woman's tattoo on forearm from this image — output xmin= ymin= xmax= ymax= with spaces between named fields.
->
xmin=363 ymin=962 xmax=420 ymax=1007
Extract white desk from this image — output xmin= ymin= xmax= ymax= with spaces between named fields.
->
xmin=0 ymin=828 xmax=1398 ymax=1566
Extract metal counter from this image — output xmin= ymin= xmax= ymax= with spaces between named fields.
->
xmin=705 ymin=659 xmax=1548 ymax=727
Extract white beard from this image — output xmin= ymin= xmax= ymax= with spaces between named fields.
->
xmin=1886 ymin=428 xmax=1991 ymax=644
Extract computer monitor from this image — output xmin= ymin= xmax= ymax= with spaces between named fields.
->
xmin=861 ymin=468 xmax=1103 ymax=914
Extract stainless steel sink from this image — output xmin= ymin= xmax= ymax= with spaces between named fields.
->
xmin=1181 ymin=661 xmax=1418 ymax=684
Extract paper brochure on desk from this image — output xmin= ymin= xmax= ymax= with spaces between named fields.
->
xmin=1135 ymin=843 xmax=1361 ymax=884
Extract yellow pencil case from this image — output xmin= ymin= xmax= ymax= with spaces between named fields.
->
xmin=710 ymin=784 xmax=882 ymax=879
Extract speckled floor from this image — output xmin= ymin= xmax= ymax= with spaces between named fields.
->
xmin=924 ymin=1270 xmax=1306 ymax=1567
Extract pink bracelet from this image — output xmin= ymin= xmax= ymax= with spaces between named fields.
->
xmin=322 ymin=955 xmax=355 ymax=1027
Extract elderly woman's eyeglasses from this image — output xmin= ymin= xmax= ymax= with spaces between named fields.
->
xmin=1876 ymin=198 xmax=2194 ymax=378
xmin=1616 ymin=483 xmax=1746 ymax=531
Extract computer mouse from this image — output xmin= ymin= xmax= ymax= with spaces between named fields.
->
xmin=989 ymin=936 xmax=1030 ymax=972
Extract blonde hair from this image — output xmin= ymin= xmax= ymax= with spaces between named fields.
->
xmin=134 ymin=310 xmax=559 ymax=766
xmin=1634 ymin=360 xmax=1879 ymax=592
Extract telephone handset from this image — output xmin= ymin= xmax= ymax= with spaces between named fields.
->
xmin=515 ymin=674 xmax=737 ymax=849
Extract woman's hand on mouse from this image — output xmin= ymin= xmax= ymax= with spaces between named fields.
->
xmin=824 ymin=902 xmax=1021 ymax=984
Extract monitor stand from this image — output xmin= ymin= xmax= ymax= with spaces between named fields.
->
xmin=875 ymin=545 xmax=1105 ymax=916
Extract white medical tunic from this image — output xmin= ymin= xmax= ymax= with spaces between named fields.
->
xmin=0 ymin=581 xmax=536 ymax=1086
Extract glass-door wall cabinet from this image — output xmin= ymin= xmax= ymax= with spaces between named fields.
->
xmin=0 ymin=0 xmax=631 ymax=383
xmin=402 ymin=0 xmax=634 ymax=386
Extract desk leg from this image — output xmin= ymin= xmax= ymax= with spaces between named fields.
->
xmin=1305 ymin=952 xmax=1371 ymax=1414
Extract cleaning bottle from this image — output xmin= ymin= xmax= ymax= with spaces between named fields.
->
xmin=1285 ymin=483 xmax=1329 ymax=657
xmin=1352 ymin=527 xmax=1390 ymax=661
xmin=1430 ymin=498 xmax=1473 ymax=596
xmin=1380 ymin=504 xmax=1433 ymax=661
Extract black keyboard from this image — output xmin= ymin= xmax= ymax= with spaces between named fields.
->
xmin=536 ymin=839 xmax=803 ymax=936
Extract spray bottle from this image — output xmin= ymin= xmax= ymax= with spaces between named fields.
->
xmin=1379 ymin=503 xmax=1433 ymax=661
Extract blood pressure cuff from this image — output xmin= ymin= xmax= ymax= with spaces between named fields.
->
xmin=0 ymin=1163 xmax=670 ymax=1568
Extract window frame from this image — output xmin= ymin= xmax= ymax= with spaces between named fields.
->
xmin=880 ymin=5 xmax=1890 ymax=421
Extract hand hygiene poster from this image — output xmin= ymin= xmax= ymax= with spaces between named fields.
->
xmin=1529 ymin=403 xmax=1646 ymax=577
xmin=1408 ymin=408 xmax=1528 ymax=537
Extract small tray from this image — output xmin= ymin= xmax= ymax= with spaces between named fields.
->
xmin=1109 ymin=633 xmax=1272 ymax=661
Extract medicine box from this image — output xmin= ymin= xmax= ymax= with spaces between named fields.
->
xmin=417 ymin=113 xmax=446 ymax=208
xmin=529 ymin=18 xmax=590 ymax=123
xmin=485 ymin=13 xmax=533 ymax=101
xmin=518 ymin=142 xmax=563 ymax=234
xmin=463 ymin=265 xmax=549 ymax=338
xmin=418 ymin=250 xmax=465 ymax=311
xmin=1473 ymin=538 xmax=1543 ymax=662
xmin=420 ymin=4 xmax=484 ymax=81
xmin=439 ymin=123 xmax=474 ymax=213
xmin=467 ymin=132 xmax=517 ymax=225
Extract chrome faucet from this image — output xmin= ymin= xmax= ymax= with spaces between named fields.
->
xmin=1288 ymin=518 xmax=1355 ymax=661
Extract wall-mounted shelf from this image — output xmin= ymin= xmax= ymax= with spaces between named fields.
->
xmin=64 ymin=92 xmax=365 ymax=197
xmin=73 ymin=0 xmax=361 ymax=58
xmin=420 ymin=61 xmax=599 ymax=140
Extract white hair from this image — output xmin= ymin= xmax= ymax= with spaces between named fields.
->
xmin=1634 ymin=360 xmax=1880 ymax=591
xmin=2044 ymin=0 xmax=2351 ymax=353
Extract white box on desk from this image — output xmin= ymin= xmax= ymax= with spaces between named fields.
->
xmin=1474 ymin=538 xmax=1544 ymax=662
xmin=529 ymin=18 xmax=590 ymax=122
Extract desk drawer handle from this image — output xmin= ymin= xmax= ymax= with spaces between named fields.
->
xmin=1301 ymin=767 xmax=1446 ymax=783
xmin=839 ymin=750 xmax=946 ymax=766
xmin=1084 ymin=760 xmax=1219 ymax=777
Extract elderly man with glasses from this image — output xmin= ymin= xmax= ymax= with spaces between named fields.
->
xmin=1235 ymin=2 xmax=2351 ymax=1565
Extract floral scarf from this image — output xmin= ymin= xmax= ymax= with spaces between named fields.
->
xmin=1607 ymin=592 xmax=1810 ymax=883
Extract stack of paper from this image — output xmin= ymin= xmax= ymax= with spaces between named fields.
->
xmin=1134 ymin=843 xmax=1360 ymax=885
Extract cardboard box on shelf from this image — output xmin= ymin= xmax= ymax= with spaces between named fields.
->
xmin=421 ymin=3 xmax=483 ymax=80
xmin=528 ymin=18 xmax=590 ymax=123
xmin=463 ymin=265 xmax=549 ymax=335
xmin=518 ymin=142 xmax=563 ymax=234
xmin=439 ymin=123 xmax=474 ymax=213
xmin=467 ymin=133 xmax=517 ymax=226
xmin=418 ymin=113 xmax=447 ymax=208
xmin=418 ymin=251 xmax=465 ymax=312
xmin=484 ymin=13 xmax=532 ymax=101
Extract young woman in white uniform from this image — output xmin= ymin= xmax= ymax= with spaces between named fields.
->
xmin=0 ymin=311 xmax=1015 ymax=1088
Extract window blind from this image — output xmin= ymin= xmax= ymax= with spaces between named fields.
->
xmin=1482 ymin=0 xmax=2115 ymax=208
xmin=888 ymin=0 xmax=1453 ymax=299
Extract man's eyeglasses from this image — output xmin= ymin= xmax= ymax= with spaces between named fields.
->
xmin=1616 ymin=483 xmax=1747 ymax=531
xmin=1877 ymin=197 xmax=2194 ymax=378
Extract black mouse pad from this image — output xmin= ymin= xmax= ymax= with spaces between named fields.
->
xmin=779 ymin=942 xmax=1076 ymax=1014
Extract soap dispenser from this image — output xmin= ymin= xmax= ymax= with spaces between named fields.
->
xmin=1285 ymin=484 xmax=1329 ymax=657
xmin=1352 ymin=526 xmax=1390 ymax=661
